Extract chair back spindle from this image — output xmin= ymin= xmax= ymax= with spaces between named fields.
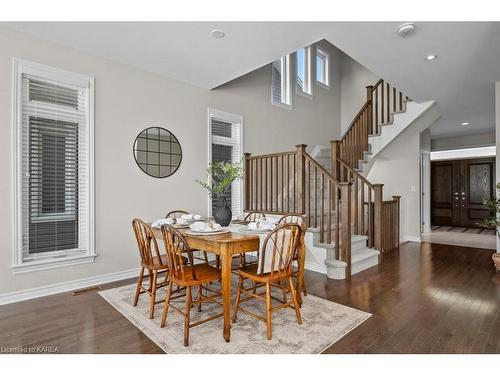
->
xmin=258 ymin=223 xmax=301 ymax=276
xmin=244 ymin=211 xmax=266 ymax=222
xmin=161 ymin=225 xmax=197 ymax=281
xmin=132 ymin=218 xmax=165 ymax=268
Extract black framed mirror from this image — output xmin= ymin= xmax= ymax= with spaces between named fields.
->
xmin=133 ymin=127 xmax=182 ymax=178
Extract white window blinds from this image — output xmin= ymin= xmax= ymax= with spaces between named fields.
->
xmin=209 ymin=111 xmax=243 ymax=218
xmin=271 ymin=55 xmax=291 ymax=107
xmin=14 ymin=60 xmax=94 ymax=267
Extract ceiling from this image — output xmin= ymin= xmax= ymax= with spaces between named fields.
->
xmin=3 ymin=22 xmax=500 ymax=138
xmin=322 ymin=22 xmax=500 ymax=138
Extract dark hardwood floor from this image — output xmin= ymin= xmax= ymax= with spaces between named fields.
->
xmin=0 ymin=242 xmax=498 ymax=354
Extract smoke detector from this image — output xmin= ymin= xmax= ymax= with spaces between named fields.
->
xmin=397 ymin=23 xmax=415 ymax=37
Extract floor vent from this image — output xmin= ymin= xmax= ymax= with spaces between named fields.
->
xmin=71 ymin=286 xmax=102 ymax=296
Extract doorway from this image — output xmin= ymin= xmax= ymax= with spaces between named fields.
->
xmin=431 ymin=157 xmax=495 ymax=228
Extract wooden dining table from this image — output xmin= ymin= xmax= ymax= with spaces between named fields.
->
xmin=150 ymin=225 xmax=260 ymax=342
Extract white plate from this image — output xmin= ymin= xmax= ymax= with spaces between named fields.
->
xmin=185 ymin=229 xmax=230 ymax=236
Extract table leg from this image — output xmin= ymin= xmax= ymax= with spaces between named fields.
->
xmin=221 ymin=244 xmax=232 ymax=342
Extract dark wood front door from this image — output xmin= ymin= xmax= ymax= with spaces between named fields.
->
xmin=431 ymin=158 xmax=495 ymax=228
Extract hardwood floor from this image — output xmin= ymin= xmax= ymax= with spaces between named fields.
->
xmin=0 ymin=242 xmax=498 ymax=354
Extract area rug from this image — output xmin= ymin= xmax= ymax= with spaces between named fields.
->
xmin=431 ymin=225 xmax=495 ymax=236
xmin=98 ymin=282 xmax=370 ymax=354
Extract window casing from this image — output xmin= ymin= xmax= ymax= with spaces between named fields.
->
xmin=316 ymin=48 xmax=330 ymax=87
xmin=13 ymin=59 xmax=95 ymax=272
xmin=271 ymin=55 xmax=292 ymax=108
xmin=296 ymin=46 xmax=313 ymax=96
xmin=208 ymin=109 xmax=243 ymax=218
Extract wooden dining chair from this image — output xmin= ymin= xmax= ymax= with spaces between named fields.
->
xmin=132 ymin=218 xmax=183 ymax=319
xmin=238 ymin=211 xmax=267 ymax=267
xmin=278 ymin=214 xmax=308 ymax=303
xmin=165 ymin=210 xmax=189 ymax=219
xmin=244 ymin=211 xmax=266 ymax=222
xmin=166 ymin=210 xmax=209 ymax=264
xmin=232 ymin=223 xmax=303 ymax=340
xmin=160 ymin=225 xmax=223 ymax=346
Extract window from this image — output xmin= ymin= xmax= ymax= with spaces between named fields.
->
xmin=13 ymin=59 xmax=95 ymax=272
xmin=208 ymin=109 xmax=243 ymax=218
xmin=316 ymin=48 xmax=330 ymax=87
xmin=296 ymin=46 xmax=313 ymax=96
xmin=271 ymin=55 xmax=291 ymax=108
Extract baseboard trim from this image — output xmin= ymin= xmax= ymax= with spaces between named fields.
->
xmin=402 ymin=235 xmax=422 ymax=243
xmin=0 ymin=268 xmax=140 ymax=306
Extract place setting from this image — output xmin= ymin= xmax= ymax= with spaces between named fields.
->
xmin=151 ymin=213 xmax=203 ymax=229
xmin=235 ymin=216 xmax=278 ymax=234
xmin=185 ymin=220 xmax=230 ymax=236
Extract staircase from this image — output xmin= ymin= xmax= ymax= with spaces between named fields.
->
xmin=243 ymin=79 xmax=417 ymax=280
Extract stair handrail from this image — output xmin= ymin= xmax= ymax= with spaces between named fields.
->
xmin=336 ymin=157 xmax=374 ymax=189
xmin=244 ymin=146 xmax=353 ymax=278
xmin=331 ymin=77 xmax=405 ymax=253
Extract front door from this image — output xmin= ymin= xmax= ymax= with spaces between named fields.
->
xmin=431 ymin=157 xmax=495 ymax=228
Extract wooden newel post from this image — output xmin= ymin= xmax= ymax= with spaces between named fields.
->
xmin=366 ymin=85 xmax=373 ymax=101
xmin=373 ymin=183 xmax=384 ymax=252
xmin=340 ymin=182 xmax=352 ymax=279
xmin=392 ymin=195 xmax=401 ymax=250
xmin=295 ymin=144 xmax=307 ymax=214
xmin=330 ymin=140 xmax=340 ymax=181
xmin=366 ymin=85 xmax=374 ymax=134
xmin=244 ymin=153 xmax=251 ymax=211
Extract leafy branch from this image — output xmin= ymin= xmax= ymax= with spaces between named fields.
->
xmin=479 ymin=182 xmax=500 ymax=238
xmin=196 ymin=160 xmax=244 ymax=196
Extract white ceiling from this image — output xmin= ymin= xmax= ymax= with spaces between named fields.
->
xmin=322 ymin=22 xmax=500 ymax=138
xmin=3 ymin=22 xmax=500 ymax=138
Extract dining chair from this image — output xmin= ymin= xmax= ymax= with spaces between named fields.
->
xmin=166 ymin=210 xmax=209 ymax=264
xmin=232 ymin=223 xmax=303 ymax=340
xmin=160 ymin=225 xmax=223 ymax=346
xmin=165 ymin=210 xmax=189 ymax=219
xmin=244 ymin=211 xmax=266 ymax=222
xmin=238 ymin=211 xmax=267 ymax=267
xmin=132 ymin=218 xmax=185 ymax=319
xmin=278 ymin=214 xmax=308 ymax=304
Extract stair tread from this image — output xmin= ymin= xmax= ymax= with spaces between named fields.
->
xmin=351 ymin=248 xmax=380 ymax=263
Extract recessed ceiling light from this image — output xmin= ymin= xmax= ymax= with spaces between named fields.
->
xmin=424 ymin=54 xmax=438 ymax=61
xmin=211 ymin=30 xmax=225 ymax=39
xmin=461 ymin=122 xmax=470 ymax=126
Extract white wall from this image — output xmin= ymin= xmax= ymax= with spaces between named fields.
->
xmin=367 ymin=131 xmax=422 ymax=242
xmin=366 ymin=106 xmax=440 ymax=242
xmin=0 ymin=28 xmax=342 ymax=296
xmin=339 ymin=52 xmax=379 ymax=135
xmin=431 ymin=130 xmax=495 ymax=151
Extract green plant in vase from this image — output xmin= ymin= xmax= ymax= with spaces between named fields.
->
xmin=196 ymin=160 xmax=243 ymax=226
xmin=479 ymin=182 xmax=500 ymax=271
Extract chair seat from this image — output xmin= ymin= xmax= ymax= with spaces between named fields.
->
xmin=172 ymin=264 xmax=221 ymax=286
xmin=238 ymin=263 xmax=291 ymax=283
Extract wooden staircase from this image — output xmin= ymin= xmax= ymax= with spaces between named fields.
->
xmin=244 ymin=79 xmax=406 ymax=279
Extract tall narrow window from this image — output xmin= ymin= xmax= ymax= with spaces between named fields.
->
xmin=13 ymin=59 xmax=94 ymax=272
xmin=316 ymin=48 xmax=330 ymax=87
xmin=208 ymin=109 xmax=243 ymax=218
xmin=271 ymin=55 xmax=291 ymax=107
xmin=296 ymin=46 xmax=312 ymax=96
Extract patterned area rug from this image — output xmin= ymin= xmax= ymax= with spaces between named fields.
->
xmin=431 ymin=226 xmax=495 ymax=236
xmin=98 ymin=282 xmax=370 ymax=354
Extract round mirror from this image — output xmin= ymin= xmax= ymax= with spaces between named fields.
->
xmin=133 ymin=127 xmax=182 ymax=178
